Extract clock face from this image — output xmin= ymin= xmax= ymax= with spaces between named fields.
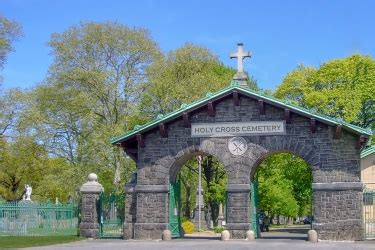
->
xmin=228 ymin=137 xmax=247 ymax=156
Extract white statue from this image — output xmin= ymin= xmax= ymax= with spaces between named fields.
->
xmin=25 ymin=184 xmax=32 ymax=201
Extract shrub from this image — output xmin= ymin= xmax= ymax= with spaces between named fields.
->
xmin=181 ymin=220 xmax=195 ymax=234
xmin=213 ymin=227 xmax=224 ymax=233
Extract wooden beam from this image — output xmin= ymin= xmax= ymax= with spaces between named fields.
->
xmin=334 ymin=125 xmax=342 ymax=140
xmin=310 ymin=118 xmax=316 ymax=133
xmin=159 ymin=123 xmax=168 ymax=138
xmin=258 ymin=100 xmax=265 ymax=115
xmin=207 ymin=101 xmax=215 ymax=117
xmin=284 ymin=109 xmax=291 ymax=124
xmin=124 ymin=150 xmax=138 ymax=162
xmin=125 ymin=148 xmax=138 ymax=153
xmin=183 ymin=112 xmax=190 ymax=127
xmin=356 ymin=135 xmax=366 ymax=150
xmin=136 ymin=133 xmax=145 ymax=148
xmin=233 ymin=91 xmax=240 ymax=106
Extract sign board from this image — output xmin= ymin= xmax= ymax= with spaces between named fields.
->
xmin=191 ymin=121 xmax=285 ymax=137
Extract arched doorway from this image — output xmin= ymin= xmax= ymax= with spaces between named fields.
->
xmin=250 ymin=152 xmax=313 ymax=240
xmin=114 ymin=83 xmax=369 ymax=241
xmin=169 ymin=152 xmax=228 ymax=238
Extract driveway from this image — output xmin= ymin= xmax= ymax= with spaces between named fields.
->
xmin=27 ymin=238 xmax=374 ymax=250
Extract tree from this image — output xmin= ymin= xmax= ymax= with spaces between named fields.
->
xmin=0 ymin=15 xmax=22 ymax=72
xmin=0 ymin=137 xmax=47 ymax=201
xmin=179 ymin=155 xmax=227 ymax=226
xmin=0 ymin=88 xmax=24 ymax=138
xmin=180 ymin=159 xmax=198 ymax=219
xmin=140 ymin=43 xmax=236 ymax=115
xmin=275 ymin=55 xmax=375 ymax=130
xmin=22 ymin=21 xmax=160 ymax=188
xmin=257 ymin=153 xmax=312 ymax=220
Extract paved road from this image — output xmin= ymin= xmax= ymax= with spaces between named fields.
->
xmin=260 ymin=224 xmax=310 ymax=240
xmin=26 ymin=225 xmax=374 ymax=250
xmin=26 ymin=238 xmax=375 ymax=250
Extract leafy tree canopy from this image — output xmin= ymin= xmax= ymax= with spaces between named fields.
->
xmin=275 ymin=55 xmax=375 ymax=131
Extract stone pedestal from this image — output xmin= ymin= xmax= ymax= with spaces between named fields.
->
xmin=192 ymin=208 xmax=207 ymax=230
xmin=79 ymin=173 xmax=104 ymax=238
xmin=226 ymin=184 xmax=251 ymax=239
xmin=312 ymin=182 xmax=364 ymax=241
xmin=123 ymin=179 xmax=136 ymax=239
xmin=217 ymin=203 xmax=225 ymax=227
xmin=133 ymin=184 xmax=169 ymax=240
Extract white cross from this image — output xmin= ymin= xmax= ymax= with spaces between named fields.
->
xmin=230 ymin=43 xmax=251 ymax=73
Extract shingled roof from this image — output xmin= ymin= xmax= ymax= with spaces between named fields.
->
xmin=111 ymin=81 xmax=372 ymax=145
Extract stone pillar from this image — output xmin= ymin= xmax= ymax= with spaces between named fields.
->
xmin=133 ymin=184 xmax=169 ymax=239
xmin=79 ymin=173 xmax=104 ymax=238
xmin=225 ymin=184 xmax=251 ymax=239
xmin=123 ymin=180 xmax=136 ymax=239
xmin=312 ymin=182 xmax=364 ymax=241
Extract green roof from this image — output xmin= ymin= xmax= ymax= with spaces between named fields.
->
xmin=361 ymin=145 xmax=375 ymax=158
xmin=111 ymin=81 xmax=373 ymax=144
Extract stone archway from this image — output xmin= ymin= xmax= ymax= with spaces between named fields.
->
xmin=115 ymin=84 xmax=370 ymax=241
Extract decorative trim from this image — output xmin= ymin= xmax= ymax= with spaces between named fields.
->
xmin=227 ymin=184 xmax=250 ymax=192
xmin=226 ymin=223 xmax=251 ymax=230
xmin=207 ymin=101 xmax=215 ymax=117
xmin=312 ymin=182 xmax=363 ymax=191
xmin=284 ymin=109 xmax=291 ymax=124
xmin=233 ymin=91 xmax=240 ymax=106
xmin=111 ymin=85 xmax=372 ymax=145
xmin=134 ymin=185 xmax=169 ymax=193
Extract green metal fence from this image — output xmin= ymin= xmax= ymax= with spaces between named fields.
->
xmin=0 ymin=200 xmax=79 ymax=236
xmin=99 ymin=193 xmax=124 ymax=238
xmin=364 ymin=191 xmax=375 ymax=240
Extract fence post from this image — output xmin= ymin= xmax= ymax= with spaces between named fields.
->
xmin=79 ymin=173 xmax=104 ymax=238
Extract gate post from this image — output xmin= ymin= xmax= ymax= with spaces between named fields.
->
xmin=226 ymin=184 xmax=251 ymax=239
xmin=79 ymin=173 xmax=104 ymax=238
xmin=124 ymin=174 xmax=136 ymax=239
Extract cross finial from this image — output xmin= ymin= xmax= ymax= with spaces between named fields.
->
xmin=230 ymin=43 xmax=251 ymax=83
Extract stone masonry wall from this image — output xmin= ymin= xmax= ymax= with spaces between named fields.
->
xmin=127 ymin=94 xmax=363 ymax=240
xmin=80 ymin=193 xmax=100 ymax=238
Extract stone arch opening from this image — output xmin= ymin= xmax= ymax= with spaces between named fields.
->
xmin=167 ymin=150 xmax=229 ymax=238
xmin=249 ymin=150 xmax=313 ymax=240
xmin=250 ymin=149 xmax=315 ymax=182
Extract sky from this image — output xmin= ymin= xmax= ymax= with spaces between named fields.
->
xmin=1 ymin=0 xmax=375 ymax=90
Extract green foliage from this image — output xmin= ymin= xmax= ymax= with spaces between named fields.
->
xmin=213 ymin=227 xmax=224 ymax=233
xmin=140 ymin=43 xmax=235 ymax=115
xmin=275 ymin=55 xmax=375 ymax=131
xmin=0 ymin=88 xmax=24 ymax=137
xmin=181 ymin=220 xmax=195 ymax=234
xmin=180 ymin=159 xmax=198 ymax=218
xmin=0 ymin=236 xmax=83 ymax=248
xmin=0 ymin=137 xmax=73 ymax=202
xmin=179 ymin=155 xmax=227 ymax=227
xmin=257 ymin=153 xmax=312 ymax=217
xmin=19 ymin=21 xmax=157 ymax=191
xmin=0 ymin=15 xmax=22 ymax=71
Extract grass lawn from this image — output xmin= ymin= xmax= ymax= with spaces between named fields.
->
xmin=0 ymin=236 xmax=84 ymax=248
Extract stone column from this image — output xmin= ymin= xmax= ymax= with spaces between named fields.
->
xmin=123 ymin=180 xmax=136 ymax=239
xmin=312 ymin=182 xmax=364 ymax=241
xmin=225 ymin=184 xmax=251 ymax=239
xmin=79 ymin=173 xmax=104 ymax=238
xmin=133 ymin=184 xmax=169 ymax=239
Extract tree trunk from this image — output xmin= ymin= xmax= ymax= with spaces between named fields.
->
xmin=184 ymin=185 xmax=191 ymax=218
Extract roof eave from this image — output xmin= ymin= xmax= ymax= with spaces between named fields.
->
xmin=111 ymin=84 xmax=372 ymax=145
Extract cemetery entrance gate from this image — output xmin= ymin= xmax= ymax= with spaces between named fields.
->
xmin=113 ymin=83 xmax=371 ymax=241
